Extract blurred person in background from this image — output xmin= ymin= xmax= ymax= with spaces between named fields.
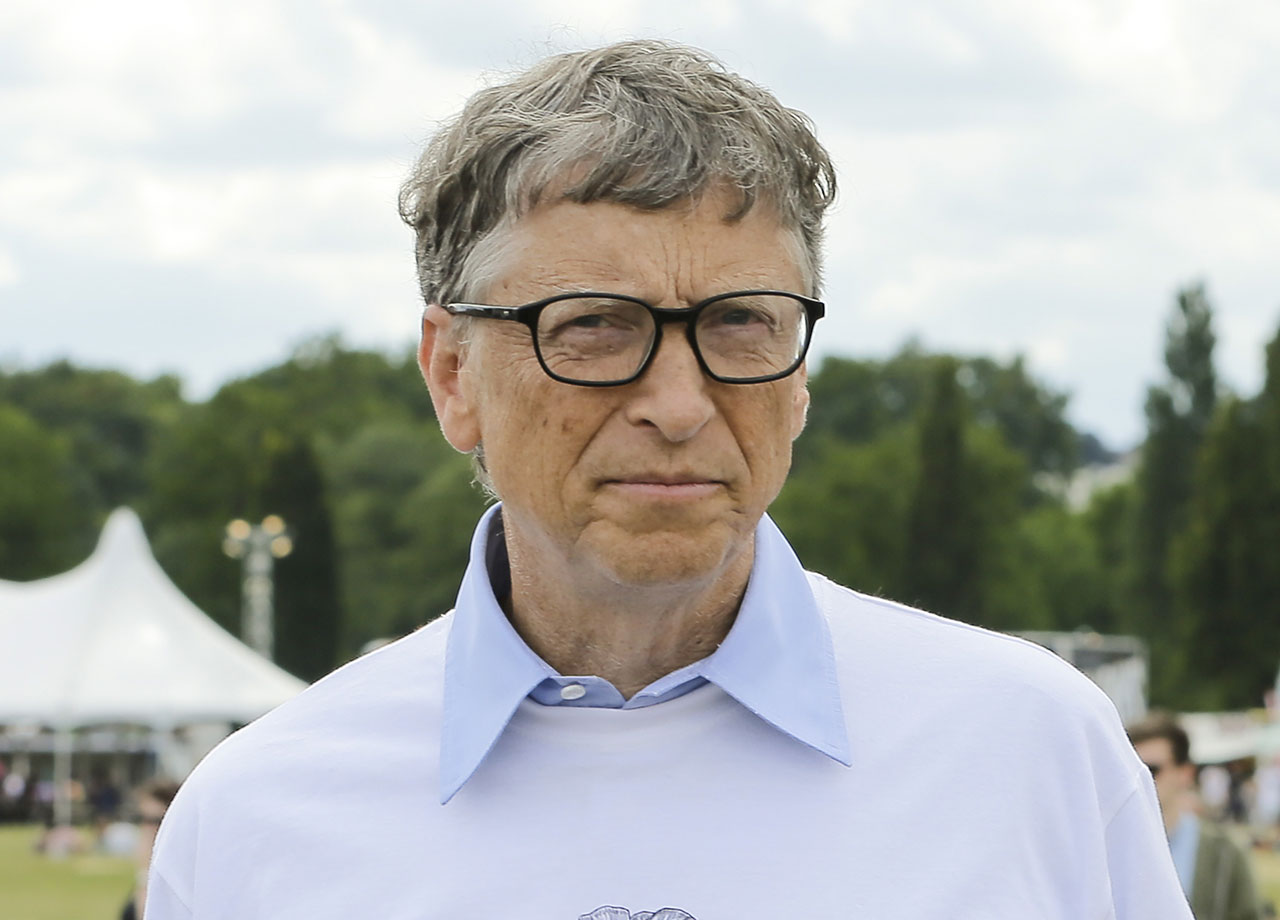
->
xmin=0 ymin=766 xmax=28 ymax=822
xmin=1252 ymin=755 xmax=1280 ymax=842
xmin=120 ymin=779 xmax=181 ymax=920
xmin=87 ymin=764 xmax=123 ymax=842
xmin=1202 ymin=764 xmax=1233 ymax=822
xmin=1130 ymin=711 xmax=1264 ymax=920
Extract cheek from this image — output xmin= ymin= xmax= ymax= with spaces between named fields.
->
xmin=735 ymin=389 xmax=799 ymax=472
xmin=482 ymin=391 xmax=605 ymax=498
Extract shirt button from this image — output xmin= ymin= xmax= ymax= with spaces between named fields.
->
xmin=560 ymin=683 xmax=586 ymax=701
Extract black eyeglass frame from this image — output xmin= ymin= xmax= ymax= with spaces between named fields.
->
xmin=443 ymin=289 xmax=825 ymax=387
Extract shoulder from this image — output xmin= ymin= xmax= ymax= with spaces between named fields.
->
xmin=183 ymin=613 xmax=453 ymax=790
xmin=1193 ymin=820 xmax=1261 ymax=916
xmin=149 ymin=615 xmax=454 ymax=912
xmin=1196 ymin=820 xmax=1249 ymax=861
xmin=808 ymin=572 xmax=1107 ymax=704
xmin=807 ymin=572 xmax=1143 ymax=815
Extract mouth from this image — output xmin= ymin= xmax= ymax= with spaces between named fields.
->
xmin=601 ymin=474 xmax=724 ymax=500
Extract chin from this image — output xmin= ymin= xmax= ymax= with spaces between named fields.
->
xmin=585 ymin=522 xmax=744 ymax=588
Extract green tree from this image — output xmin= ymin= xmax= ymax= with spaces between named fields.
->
xmin=779 ymin=425 xmax=1051 ymax=632
xmin=905 ymin=359 xmax=976 ymax=619
xmin=0 ymin=405 xmax=92 ymax=579
xmin=244 ymin=335 xmax=433 ymax=448
xmin=1080 ymin=483 xmax=1136 ymax=636
xmin=785 ymin=355 xmax=1066 ymax=632
xmin=801 ymin=344 xmax=1080 ymax=476
xmin=328 ymin=420 xmax=485 ymax=653
xmin=143 ymin=340 xmax=440 ymax=662
xmin=1170 ymin=396 xmax=1280 ymax=709
xmin=894 ymin=361 xmax=1036 ymax=629
xmin=772 ymin=427 xmax=917 ymax=598
xmin=1016 ymin=503 xmax=1115 ymax=633
xmin=394 ymin=454 xmax=492 ymax=633
xmin=261 ymin=436 xmax=343 ymax=681
xmin=144 ymin=384 xmax=295 ymax=638
xmin=1128 ymin=282 xmax=1219 ymax=703
xmin=0 ymin=361 xmax=183 ymax=514
xmin=1168 ymin=323 xmax=1280 ymax=709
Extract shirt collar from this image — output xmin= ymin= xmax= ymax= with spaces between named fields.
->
xmin=438 ymin=503 xmax=851 ymax=803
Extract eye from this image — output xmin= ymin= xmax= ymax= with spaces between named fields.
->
xmin=565 ymin=312 xmax=627 ymax=329
xmin=701 ymin=300 xmax=778 ymax=332
xmin=715 ymin=307 xmax=766 ymax=327
xmin=536 ymin=298 xmax=652 ymax=350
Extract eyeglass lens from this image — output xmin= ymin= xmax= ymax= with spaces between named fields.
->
xmin=534 ymin=294 xmax=809 ymax=384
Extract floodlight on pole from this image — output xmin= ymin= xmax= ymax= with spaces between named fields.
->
xmin=223 ymin=516 xmax=293 ymax=660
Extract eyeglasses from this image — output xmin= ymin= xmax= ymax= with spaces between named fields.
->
xmin=444 ymin=290 xmax=824 ymax=387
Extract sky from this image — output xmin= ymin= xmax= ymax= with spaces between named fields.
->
xmin=2 ymin=0 xmax=1278 ymax=450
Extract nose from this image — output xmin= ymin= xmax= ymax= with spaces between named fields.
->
xmin=622 ymin=324 xmax=715 ymax=442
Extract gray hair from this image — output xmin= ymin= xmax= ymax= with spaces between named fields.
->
xmin=398 ymin=39 xmax=837 ymax=309
xmin=399 ymin=40 xmax=837 ymax=493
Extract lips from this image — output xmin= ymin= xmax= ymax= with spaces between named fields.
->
xmin=603 ymin=472 xmax=722 ymax=486
xmin=599 ymin=474 xmax=725 ymax=502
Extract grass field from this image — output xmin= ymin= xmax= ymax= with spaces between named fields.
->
xmin=0 ymin=825 xmax=134 ymax=920
xmin=1 ymin=823 xmax=1278 ymax=917
xmin=1255 ymin=845 xmax=1280 ymax=912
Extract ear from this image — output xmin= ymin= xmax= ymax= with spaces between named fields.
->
xmin=790 ymin=363 xmax=810 ymax=441
xmin=419 ymin=305 xmax=482 ymax=453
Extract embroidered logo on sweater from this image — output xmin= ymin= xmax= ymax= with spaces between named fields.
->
xmin=579 ymin=908 xmax=696 ymax=920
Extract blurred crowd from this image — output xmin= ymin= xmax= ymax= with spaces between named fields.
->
xmin=1127 ymin=711 xmax=1278 ymax=920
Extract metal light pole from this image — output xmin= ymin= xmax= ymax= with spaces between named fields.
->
xmin=223 ymin=515 xmax=293 ymax=660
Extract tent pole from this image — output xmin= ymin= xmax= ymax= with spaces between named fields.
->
xmin=52 ymin=725 xmax=74 ymax=827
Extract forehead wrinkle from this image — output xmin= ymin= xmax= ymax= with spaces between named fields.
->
xmin=524 ymin=259 xmax=639 ymax=297
xmin=486 ymin=199 xmax=808 ymax=318
xmin=637 ymin=219 xmax=800 ymax=308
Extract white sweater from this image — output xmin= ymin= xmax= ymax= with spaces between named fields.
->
xmin=147 ymin=574 xmax=1190 ymax=919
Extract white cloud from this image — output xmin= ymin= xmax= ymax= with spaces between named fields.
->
xmin=0 ymin=248 xmax=18 ymax=287
xmin=1027 ymin=335 xmax=1069 ymax=375
xmin=990 ymin=0 xmax=1276 ymax=122
xmin=771 ymin=0 xmax=865 ymax=42
xmin=528 ymin=0 xmax=745 ymax=33
xmin=323 ymin=20 xmax=481 ymax=140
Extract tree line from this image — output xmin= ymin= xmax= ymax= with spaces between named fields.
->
xmin=2 ymin=284 xmax=1278 ymax=710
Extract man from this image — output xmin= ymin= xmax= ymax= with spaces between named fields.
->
xmin=120 ymin=779 xmax=181 ymax=920
xmin=1129 ymin=712 xmax=1263 ymax=920
xmin=147 ymin=41 xmax=1191 ymax=918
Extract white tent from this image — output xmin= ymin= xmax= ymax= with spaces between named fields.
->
xmin=0 ymin=507 xmax=306 ymax=727
xmin=1182 ymin=711 xmax=1280 ymax=764
xmin=0 ymin=509 xmax=307 ymax=818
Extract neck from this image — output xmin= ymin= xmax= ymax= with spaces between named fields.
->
xmin=501 ymin=523 xmax=755 ymax=699
xmin=1164 ymin=801 xmax=1190 ymax=837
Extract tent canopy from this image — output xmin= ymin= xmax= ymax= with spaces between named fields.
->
xmin=1182 ymin=711 xmax=1280 ymax=764
xmin=0 ymin=508 xmax=306 ymax=729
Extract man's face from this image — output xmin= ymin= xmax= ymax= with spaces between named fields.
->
xmin=425 ymin=191 xmax=810 ymax=590
xmin=1134 ymin=737 xmax=1195 ymax=824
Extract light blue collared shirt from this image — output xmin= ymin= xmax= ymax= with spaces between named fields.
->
xmin=438 ymin=503 xmax=851 ymax=802
xmin=1168 ymin=812 xmax=1200 ymax=896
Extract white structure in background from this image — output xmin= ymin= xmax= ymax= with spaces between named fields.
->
xmin=1180 ymin=711 xmax=1280 ymax=764
xmin=1020 ymin=630 xmax=1149 ymax=725
xmin=0 ymin=508 xmax=307 ymax=824
xmin=1035 ymin=451 xmax=1140 ymax=512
